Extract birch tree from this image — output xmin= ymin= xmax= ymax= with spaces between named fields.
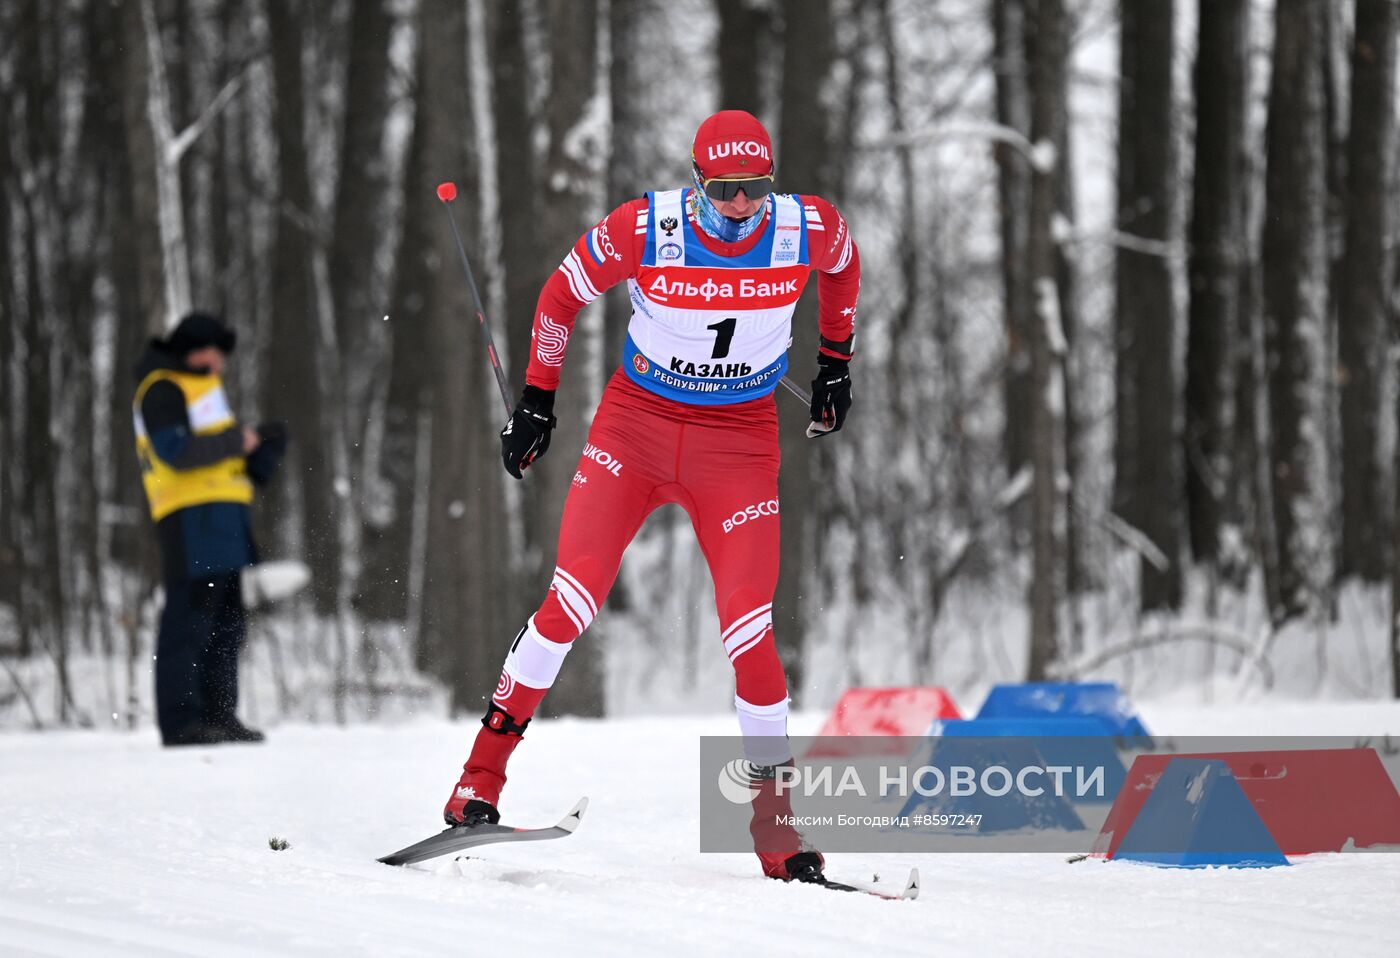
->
xmin=1025 ymin=0 xmax=1067 ymax=680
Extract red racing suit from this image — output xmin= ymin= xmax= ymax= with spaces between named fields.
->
xmin=451 ymin=188 xmax=859 ymax=875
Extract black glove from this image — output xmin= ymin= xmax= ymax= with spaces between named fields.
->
xmin=807 ymin=357 xmax=852 ymax=438
xmin=500 ymin=385 xmax=557 ymax=479
xmin=247 ymin=421 xmax=289 ymax=486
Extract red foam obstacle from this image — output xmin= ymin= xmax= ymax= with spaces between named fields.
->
xmin=806 ymin=687 xmax=961 ymax=757
xmin=1095 ymin=748 xmax=1400 ymax=858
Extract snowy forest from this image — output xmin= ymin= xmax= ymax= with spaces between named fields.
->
xmin=1 ymin=0 xmax=1398 ymax=732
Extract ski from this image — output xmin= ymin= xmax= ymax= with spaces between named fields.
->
xmin=798 ymin=867 xmax=920 ymax=901
xmin=378 ymin=797 xmax=588 ymax=867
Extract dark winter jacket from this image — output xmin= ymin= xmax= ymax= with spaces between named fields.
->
xmin=133 ymin=342 xmax=285 ymax=583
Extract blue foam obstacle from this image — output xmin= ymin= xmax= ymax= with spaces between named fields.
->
xmin=897 ymin=736 xmax=1085 ymax=833
xmin=929 ymin=717 xmax=1127 ymax=803
xmin=976 ymin=682 xmax=1152 ymax=742
xmin=1113 ymin=758 xmax=1288 ymax=868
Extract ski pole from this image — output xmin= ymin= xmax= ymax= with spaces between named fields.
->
xmin=779 ymin=375 xmax=811 ymax=406
xmin=436 ymin=182 xmax=514 ymax=417
xmin=784 ymin=376 xmax=835 ymax=439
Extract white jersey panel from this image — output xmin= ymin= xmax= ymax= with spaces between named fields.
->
xmin=622 ymin=190 xmax=810 ymax=404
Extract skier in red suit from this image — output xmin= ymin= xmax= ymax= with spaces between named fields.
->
xmin=443 ymin=110 xmax=859 ymax=882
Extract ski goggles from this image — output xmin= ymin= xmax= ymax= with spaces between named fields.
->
xmin=698 ymin=173 xmax=775 ymax=202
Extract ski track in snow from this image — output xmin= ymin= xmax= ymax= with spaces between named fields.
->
xmin=2 ymin=702 xmax=1399 ymax=957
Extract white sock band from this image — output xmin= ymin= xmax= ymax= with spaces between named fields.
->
xmin=735 ymin=694 xmax=792 ymax=765
xmin=503 ymin=616 xmax=573 ymax=690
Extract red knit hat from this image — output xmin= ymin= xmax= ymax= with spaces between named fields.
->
xmin=692 ymin=110 xmax=774 ymax=179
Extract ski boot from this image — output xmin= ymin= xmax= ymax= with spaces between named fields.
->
xmin=749 ymin=761 xmax=826 ymax=880
xmin=767 ymin=850 xmax=828 ymax=883
xmin=446 ymin=794 xmax=501 ymax=828
xmin=443 ymin=703 xmax=528 ymax=826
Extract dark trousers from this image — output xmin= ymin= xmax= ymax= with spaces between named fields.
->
xmin=156 ymin=572 xmax=245 ymax=741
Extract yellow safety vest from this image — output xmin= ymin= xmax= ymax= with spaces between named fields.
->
xmin=133 ymin=369 xmax=254 ymax=521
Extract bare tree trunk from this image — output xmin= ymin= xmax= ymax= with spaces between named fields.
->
xmin=266 ymin=0 xmax=345 ymax=618
xmin=1240 ymin=230 xmax=1280 ymax=605
xmin=416 ymin=0 xmax=508 ymax=713
xmin=134 ymin=0 xmax=193 ymax=328
xmin=1393 ymin=384 xmax=1400 ymax=696
xmin=1053 ymin=8 xmax=1083 ymax=611
xmin=774 ymin=0 xmax=835 ymax=694
xmin=1186 ymin=0 xmax=1248 ymax=570
xmin=210 ymin=0 xmax=234 ymax=317
xmin=876 ymin=0 xmax=919 ymax=412
xmin=1338 ymin=0 xmax=1397 ymax=582
xmin=873 ymin=0 xmax=924 ymax=632
xmin=1394 ymin=127 xmax=1400 ymax=700
xmin=715 ymin=0 xmax=773 ymax=117
xmin=487 ymin=1 xmax=541 ymax=394
xmin=0 ymin=1 xmax=20 ymax=630
xmin=994 ymin=0 xmax=1033 ymax=482
xmin=21 ymin=234 xmax=71 ymax=720
xmin=486 ymin=0 xmax=555 ymax=602
xmin=1116 ymin=0 xmax=1181 ymax=611
xmin=604 ymin=0 xmax=645 ymax=377
xmin=330 ymin=0 xmax=395 ymax=429
xmin=1233 ymin=85 xmax=1276 ymax=600
xmin=827 ymin=6 xmax=877 ymax=661
xmin=330 ymin=0 xmax=399 ymax=632
xmin=103 ymin=0 xmax=158 ymax=577
xmin=13 ymin=0 xmax=75 ymax=719
xmin=534 ymin=0 xmax=604 ymax=717
xmin=69 ymin=9 xmax=112 ymax=665
xmin=591 ymin=0 xmax=648 ymax=627
xmin=377 ymin=23 xmax=437 ymax=637
xmin=1321 ymin=0 xmax=1349 ymax=613
xmin=1388 ymin=470 xmax=1400 ymax=694
xmin=1026 ymin=0 xmax=1067 ymax=680
xmin=175 ymin=0 xmax=217 ymax=307
xmin=120 ymin=0 xmax=168 ymax=335
xmin=214 ymin=0 xmax=257 ymax=383
xmin=1262 ymin=0 xmax=1333 ymax=625
xmin=1110 ymin=3 xmax=1138 ymax=532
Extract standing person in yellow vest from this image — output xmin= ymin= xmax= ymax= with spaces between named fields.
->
xmin=133 ymin=313 xmax=288 ymax=746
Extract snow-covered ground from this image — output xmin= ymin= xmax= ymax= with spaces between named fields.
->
xmin=3 ymin=700 xmax=1400 ymax=957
